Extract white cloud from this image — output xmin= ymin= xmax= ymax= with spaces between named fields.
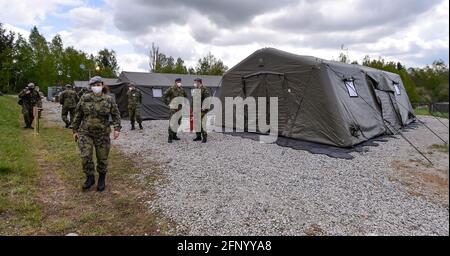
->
xmin=58 ymin=28 xmax=129 ymax=54
xmin=116 ymin=53 xmax=149 ymax=72
xmin=65 ymin=6 xmax=107 ymax=29
xmin=2 ymin=0 xmax=449 ymax=71
xmin=1 ymin=23 xmax=30 ymax=38
xmin=0 ymin=0 xmax=82 ymax=25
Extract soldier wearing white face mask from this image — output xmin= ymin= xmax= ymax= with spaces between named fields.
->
xmin=162 ymin=78 xmax=187 ymax=143
xmin=127 ymin=83 xmax=143 ymax=130
xmin=72 ymin=76 xmax=122 ymax=192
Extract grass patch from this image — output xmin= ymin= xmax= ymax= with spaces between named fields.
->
xmin=0 ymin=97 xmax=172 ymax=235
xmin=430 ymin=144 xmax=449 ymax=154
xmin=0 ymin=96 xmax=42 ymax=235
xmin=414 ymin=107 xmax=449 ymax=118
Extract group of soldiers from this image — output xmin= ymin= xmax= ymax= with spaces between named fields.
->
xmin=18 ymin=76 xmax=210 ymax=192
xmin=162 ymin=77 xmax=209 ymax=143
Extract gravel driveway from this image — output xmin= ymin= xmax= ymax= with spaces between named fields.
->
xmin=113 ymin=115 xmax=449 ymax=236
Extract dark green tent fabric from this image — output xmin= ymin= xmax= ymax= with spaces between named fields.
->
xmin=110 ymin=72 xmax=222 ymax=120
xmin=217 ymin=48 xmax=416 ymax=148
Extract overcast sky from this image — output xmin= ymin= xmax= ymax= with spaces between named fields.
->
xmin=1 ymin=0 xmax=448 ymax=72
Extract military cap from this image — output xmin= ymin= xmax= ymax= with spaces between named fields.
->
xmin=89 ymin=76 xmax=103 ymax=85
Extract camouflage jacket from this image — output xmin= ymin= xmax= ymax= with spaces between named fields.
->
xmin=192 ymin=85 xmax=210 ymax=110
xmin=59 ymin=89 xmax=79 ymax=109
xmin=77 ymin=87 xmax=90 ymax=100
xmin=127 ymin=89 xmax=142 ymax=107
xmin=72 ymin=93 xmax=122 ymax=135
xmin=162 ymin=85 xmax=187 ymax=107
xmin=18 ymin=89 xmax=41 ymax=107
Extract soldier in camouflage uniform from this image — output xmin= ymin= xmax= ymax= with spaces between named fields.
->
xmin=192 ymin=78 xmax=210 ymax=143
xmin=77 ymin=87 xmax=91 ymax=101
xmin=72 ymin=76 xmax=121 ymax=192
xmin=59 ymin=84 xmax=79 ymax=128
xmin=18 ymin=83 xmax=42 ymax=129
xmin=127 ymin=83 xmax=143 ymax=130
xmin=163 ymin=78 xmax=187 ymax=143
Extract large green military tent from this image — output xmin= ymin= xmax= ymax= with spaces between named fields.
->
xmin=217 ymin=48 xmax=415 ymax=148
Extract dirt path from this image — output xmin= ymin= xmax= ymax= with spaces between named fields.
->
xmin=23 ymin=101 xmax=175 ymax=235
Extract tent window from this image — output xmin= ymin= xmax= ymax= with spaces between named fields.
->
xmin=394 ymin=84 xmax=401 ymax=95
xmin=152 ymin=88 xmax=163 ymax=98
xmin=345 ymin=80 xmax=358 ymax=97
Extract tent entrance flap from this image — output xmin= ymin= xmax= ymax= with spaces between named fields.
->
xmin=241 ymin=73 xmax=288 ymax=133
xmin=375 ymin=90 xmax=402 ymax=130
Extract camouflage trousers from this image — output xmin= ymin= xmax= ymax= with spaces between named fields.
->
xmin=196 ymin=111 xmax=208 ymax=138
xmin=128 ymin=105 xmax=142 ymax=123
xmin=78 ymin=132 xmax=111 ymax=176
xmin=168 ymin=109 xmax=182 ymax=138
xmin=62 ymin=107 xmax=76 ymax=126
xmin=22 ymin=105 xmax=35 ymax=127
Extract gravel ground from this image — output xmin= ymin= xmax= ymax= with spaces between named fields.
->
xmin=45 ymin=101 xmax=449 ymax=236
xmin=114 ymin=115 xmax=449 ymax=236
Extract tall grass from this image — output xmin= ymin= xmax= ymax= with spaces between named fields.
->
xmin=0 ymin=96 xmax=41 ymax=234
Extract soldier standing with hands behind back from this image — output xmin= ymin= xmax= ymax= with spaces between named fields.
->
xmin=163 ymin=78 xmax=187 ymax=143
xmin=192 ymin=78 xmax=210 ymax=143
xmin=127 ymin=82 xmax=143 ymax=130
xmin=72 ymin=76 xmax=121 ymax=192
xmin=18 ymin=83 xmax=42 ymax=129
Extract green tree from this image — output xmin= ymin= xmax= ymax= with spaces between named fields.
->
xmin=11 ymin=34 xmax=33 ymax=92
xmin=362 ymin=56 xmax=420 ymax=102
xmin=160 ymin=56 xmax=175 ymax=73
xmin=64 ymin=47 xmax=96 ymax=82
xmin=28 ymin=26 xmax=53 ymax=93
xmin=409 ymin=60 xmax=449 ymax=103
xmin=95 ymin=48 xmax=119 ymax=78
xmin=195 ymin=52 xmax=228 ymax=75
xmin=149 ymin=50 xmax=187 ymax=74
xmin=174 ymin=57 xmax=188 ymax=74
xmin=0 ymin=23 xmax=16 ymax=92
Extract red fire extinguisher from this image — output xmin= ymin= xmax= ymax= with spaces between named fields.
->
xmin=190 ymin=108 xmax=194 ymax=133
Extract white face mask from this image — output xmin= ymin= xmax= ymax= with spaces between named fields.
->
xmin=91 ymin=86 xmax=103 ymax=94
xmin=176 ymin=82 xmax=182 ymax=87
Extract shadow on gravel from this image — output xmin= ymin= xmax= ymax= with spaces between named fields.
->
xmin=220 ymin=123 xmax=421 ymax=159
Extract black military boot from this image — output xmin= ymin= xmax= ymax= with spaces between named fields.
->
xmin=168 ymin=133 xmax=173 ymax=143
xmin=193 ymin=132 xmax=202 ymax=141
xmin=202 ymin=135 xmax=207 ymax=143
xmin=97 ymin=173 xmax=106 ymax=192
xmin=172 ymin=134 xmax=180 ymax=140
xmin=65 ymin=122 xmax=70 ymax=128
xmin=131 ymin=122 xmax=136 ymax=130
xmin=138 ymin=122 xmax=143 ymax=130
xmin=82 ymin=175 xmax=95 ymax=191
